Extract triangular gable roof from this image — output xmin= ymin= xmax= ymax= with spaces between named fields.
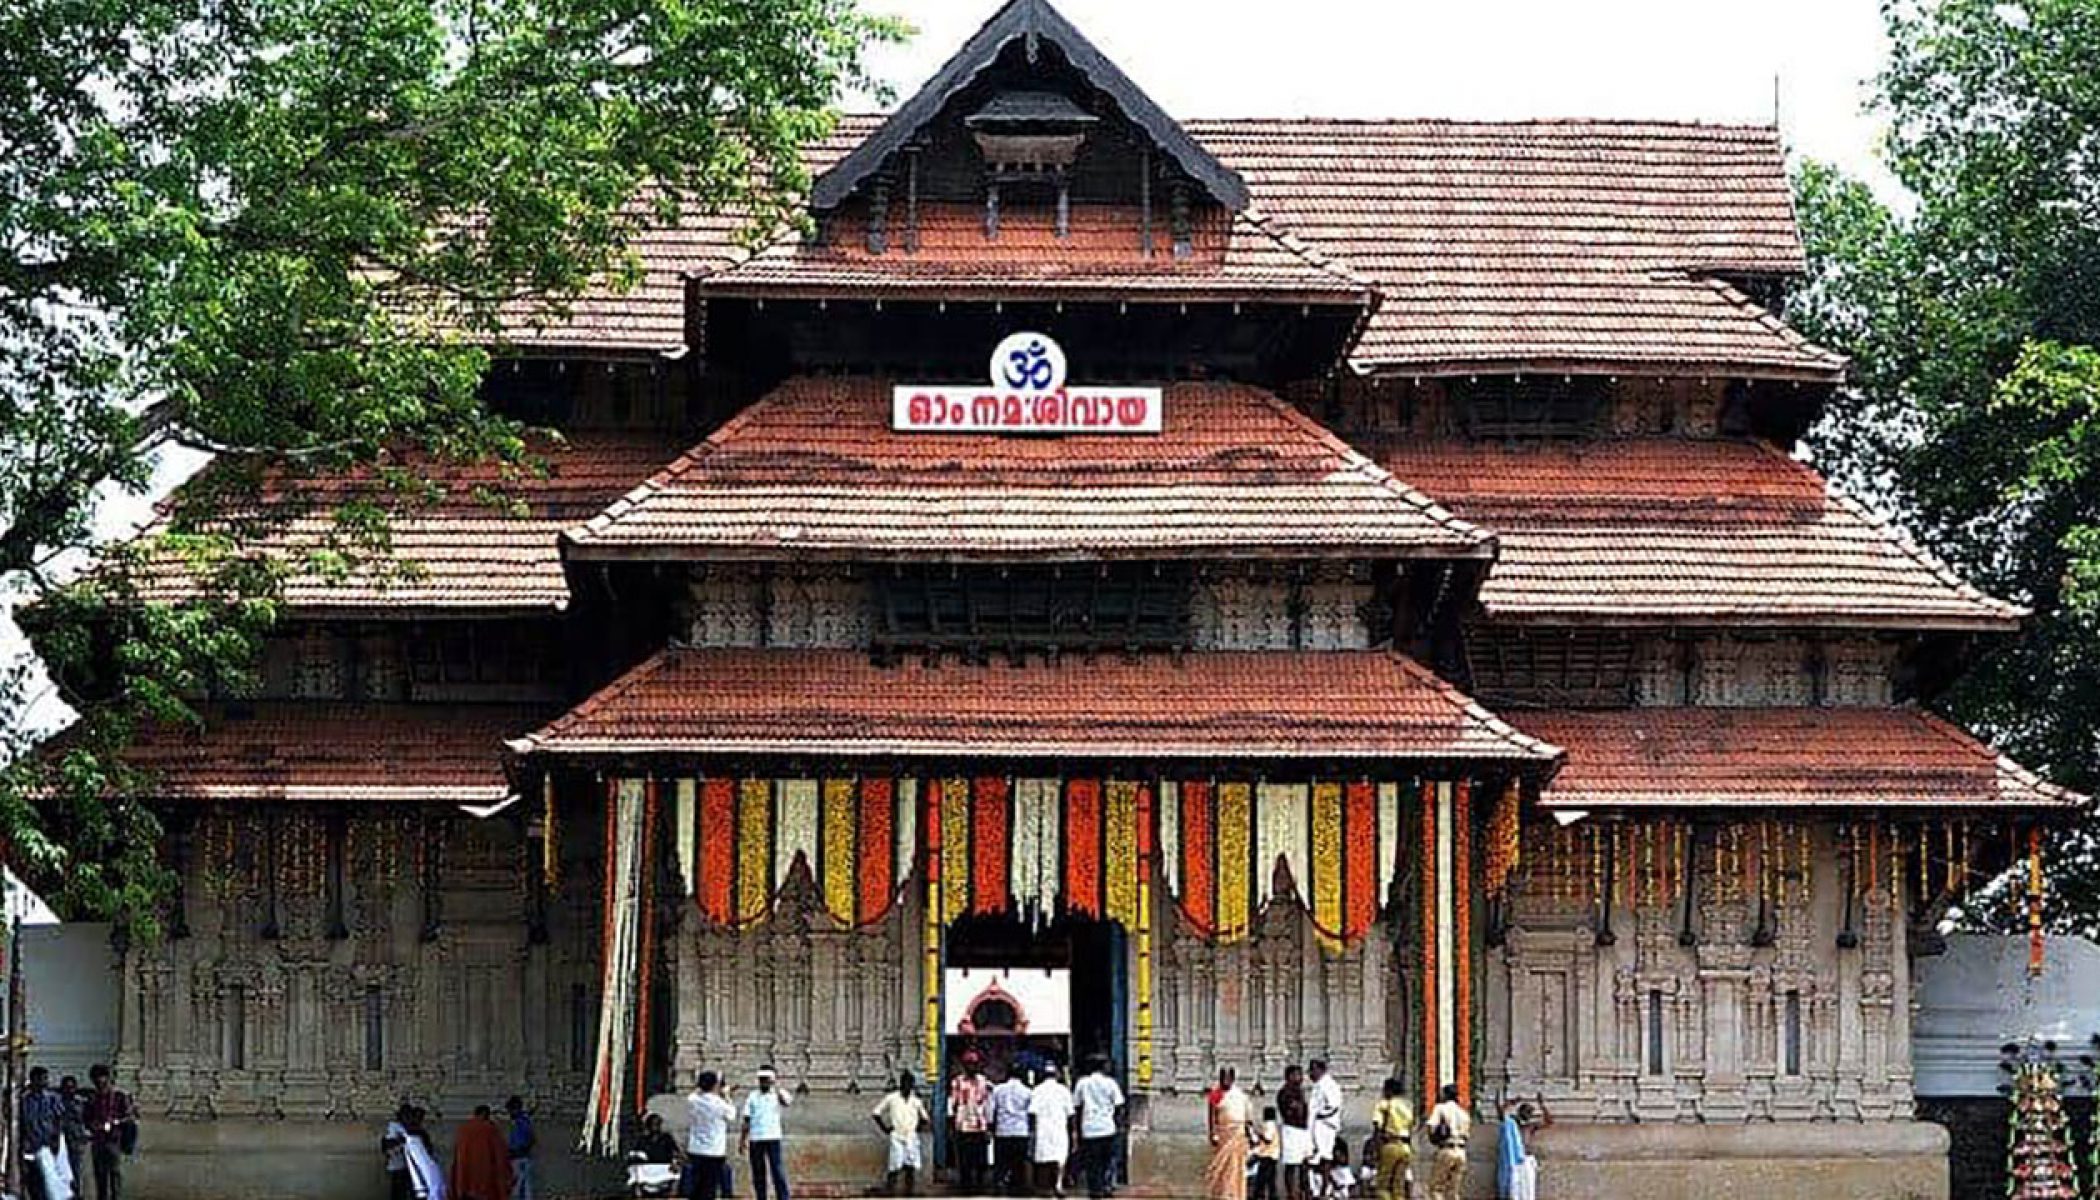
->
xmin=812 ymin=0 xmax=1249 ymax=213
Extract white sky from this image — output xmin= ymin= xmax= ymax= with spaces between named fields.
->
xmin=858 ymin=0 xmax=1901 ymax=197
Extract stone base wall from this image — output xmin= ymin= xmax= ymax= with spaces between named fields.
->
xmin=123 ymin=1116 xmax=621 ymax=1200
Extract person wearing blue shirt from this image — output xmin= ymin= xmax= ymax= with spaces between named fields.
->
xmin=504 ymin=1095 xmax=538 ymax=1200
xmin=740 ymin=1066 xmax=794 ymax=1200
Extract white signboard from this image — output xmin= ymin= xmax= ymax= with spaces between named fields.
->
xmin=893 ymin=332 xmax=1163 ymax=434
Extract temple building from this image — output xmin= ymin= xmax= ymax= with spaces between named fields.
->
xmin=58 ymin=2 xmax=2084 ymax=1197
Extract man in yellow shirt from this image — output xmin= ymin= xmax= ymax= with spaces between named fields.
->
xmin=1424 ymin=1085 xmax=1471 ymax=1200
xmin=1368 ymin=1078 xmax=1414 ymax=1200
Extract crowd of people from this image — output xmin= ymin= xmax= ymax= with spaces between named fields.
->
xmin=380 ymin=1094 xmax=538 ymax=1200
xmin=665 ymin=1053 xmax=1127 ymax=1200
xmin=1202 ymin=1068 xmax=1550 ymax=1200
xmin=16 ymin=1064 xmax=136 ymax=1200
xmin=410 ymin=1055 xmax=1546 ymax=1200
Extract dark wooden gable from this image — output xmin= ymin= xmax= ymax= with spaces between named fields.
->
xmin=812 ymin=0 xmax=1249 ymax=214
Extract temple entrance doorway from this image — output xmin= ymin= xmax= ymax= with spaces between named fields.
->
xmin=940 ymin=914 xmax=1128 ymax=1177
xmin=944 ymin=912 xmax=1126 ymax=1081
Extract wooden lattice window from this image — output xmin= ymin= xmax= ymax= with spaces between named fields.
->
xmin=1456 ymin=376 xmax=1609 ymax=439
xmin=1466 ymin=626 xmax=1636 ymax=708
xmin=875 ymin=563 xmax=1191 ymax=656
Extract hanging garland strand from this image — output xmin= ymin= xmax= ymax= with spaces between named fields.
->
xmin=2029 ymin=826 xmax=2047 ymax=979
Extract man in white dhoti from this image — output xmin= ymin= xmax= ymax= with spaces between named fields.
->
xmin=871 ymin=1071 xmax=930 ymax=1196
xmin=1496 ymin=1099 xmax=1549 ymax=1200
xmin=1028 ymin=1065 xmax=1076 ymax=1197
xmin=402 ymin=1107 xmax=447 ymax=1200
xmin=1307 ymin=1060 xmax=1344 ymax=1170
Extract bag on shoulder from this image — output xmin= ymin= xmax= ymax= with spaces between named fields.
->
xmin=119 ymin=1118 xmax=139 ymax=1156
xmin=1426 ymin=1120 xmax=1449 ymax=1148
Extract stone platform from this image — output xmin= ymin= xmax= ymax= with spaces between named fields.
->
xmin=126 ymin=1104 xmax=1948 ymax=1200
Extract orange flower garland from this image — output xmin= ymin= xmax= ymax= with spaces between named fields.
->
xmin=1453 ymin=779 xmax=1473 ymax=1107
xmin=2028 ymin=825 xmax=2046 ymax=978
xmin=1419 ymin=780 xmax=1438 ymax=1108
xmin=1483 ymin=781 xmax=1520 ymax=899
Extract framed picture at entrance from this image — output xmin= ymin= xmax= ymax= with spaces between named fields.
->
xmin=943 ymin=967 xmax=1072 ymax=1036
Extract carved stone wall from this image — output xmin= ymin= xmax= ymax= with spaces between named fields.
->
xmin=1188 ymin=571 xmax=1373 ymax=651
xmin=1629 ymin=634 xmax=1903 ymax=709
xmin=1151 ymin=890 xmax=1395 ymax=1093
xmin=684 ymin=568 xmax=870 ymax=649
xmin=671 ymin=872 xmax=920 ymax=1090
xmin=122 ymin=807 xmax=599 ymax=1123
xmin=1485 ymin=822 xmax=1914 ymax=1124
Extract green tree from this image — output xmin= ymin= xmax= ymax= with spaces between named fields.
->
xmin=0 ymin=0 xmax=896 ymax=927
xmin=1789 ymin=0 xmax=2100 ymax=932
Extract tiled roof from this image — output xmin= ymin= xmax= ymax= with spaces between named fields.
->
xmin=698 ymin=203 xmax=1373 ymax=304
xmin=501 ymin=117 xmax=1841 ymax=378
xmin=1373 ymin=437 xmax=2023 ymax=630
xmin=1521 ymin=706 xmax=2084 ymax=810
xmin=483 ymin=125 xmax=871 ymax=355
xmin=125 ymin=430 xmax=685 ymax=614
xmin=511 ymin=647 xmax=1562 ymax=763
xmin=565 ymin=377 xmax=1490 ymax=560
xmin=1186 ymin=120 xmax=1839 ymax=377
xmin=98 ymin=703 xmax=537 ymax=804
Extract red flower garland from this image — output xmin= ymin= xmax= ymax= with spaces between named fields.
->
xmin=858 ymin=778 xmax=895 ymax=925
xmin=973 ymin=776 xmax=1012 ymax=915
xmin=1179 ymin=781 xmax=1215 ymax=935
xmin=1066 ymin=779 xmax=1103 ymax=917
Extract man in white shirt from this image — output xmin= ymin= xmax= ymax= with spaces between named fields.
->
xmin=1027 ymin=1065 xmax=1077 ymax=1197
xmin=687 ymin=1070 xmax=737 ymax=1200
xmin=871 ymin=1071 xmax=932 ymax=1196
xmin=740 ymin=1066 xmax=794 ymax=1200
xmin=1071 ymin=1056 xmax=1125 ymax=1200
xmin=989 ymin=1065 xmax=1034 ymax=1195
xmin=1307 ymin=1059 xmax=1345 ymax=1168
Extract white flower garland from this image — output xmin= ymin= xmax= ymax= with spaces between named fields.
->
xmin=776 ymin=779 xmax=820 ymax=888
xmin=1255 ymin=782 xmax=1310 ymax=900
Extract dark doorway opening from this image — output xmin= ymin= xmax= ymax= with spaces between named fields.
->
xmin=941 ymin=913 xmax=1129 ymax=1183
xmin=944 ymin=913 xmax=1125 ymax=1079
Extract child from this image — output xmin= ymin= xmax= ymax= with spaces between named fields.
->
xmin=1323 ymin=1139 xmax=1356 ymax=1200
xmin=1249 ymin=1106 xmax=1282 ymax=1200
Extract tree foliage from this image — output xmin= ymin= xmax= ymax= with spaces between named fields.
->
xmin=0 ymin=0 xmax=895 ymax=928
xmin=1789 ymin=0 xmax=2100 ymax=932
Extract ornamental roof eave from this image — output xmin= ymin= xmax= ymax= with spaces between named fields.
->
xmin=505 ymin=646 xmax=1564 ymax=769
xmin=561 ymin=378 xmax=1496 ymax=563
xmin=1376 ymin=435 xmax=2027 ymax=634
xmin=810 ymin=0 xmax=1250 ymax=214
xmin=1520 ymin=705 xmax=2085 ymax=814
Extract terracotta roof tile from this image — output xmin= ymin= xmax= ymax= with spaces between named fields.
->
xmin=126 ymin=430 xmax=686 ymax=614
xmin=566 ymin=377 xmax=1490 ymax=560
xmin=511 ymin=647 xmax=1561 ymax=763
xmin=1373 ymin=437 xmax=2022 ymax=630
xmin=500 ymin=117 xmax=1840 ymax=377
xmin=101 ymin=703 xmax=538 ymax=804
xmin=1521 ymin=706 xmax=2083 ymax=810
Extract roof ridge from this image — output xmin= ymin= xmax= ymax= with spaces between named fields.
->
xmin=1252 ymin=391 xmax=1494 ymax=552
xmin=1383 ymin=652 xmax=1564 ymax=764
xmin=1816 ymin=474 xmax=2028 ymax=623
xmin=1908 ymin=708 xmax=2086 ymax=808
xmin=563 ymin=397 xmax=787 ymax=544
xmin=508 ymin=646 xmax=680 ymax=754
xmin=1692 ymin=274 xmax=1848 ymax=370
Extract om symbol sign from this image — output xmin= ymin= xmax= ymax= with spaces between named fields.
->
xmin=989 ymin=332 xmax=1067 ymax=394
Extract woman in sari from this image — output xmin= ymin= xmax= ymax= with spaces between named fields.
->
xmin=1204 ymin=1067 xmax=1253 ymax=1200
